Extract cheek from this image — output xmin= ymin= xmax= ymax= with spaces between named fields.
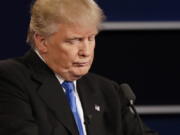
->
xmin=90 ymin=46 xmax=95 ymax=56
xmin=92 ymin=43 xmax=96 ymax=52
xmin=61 ymin=49 xmax=78 ymax=63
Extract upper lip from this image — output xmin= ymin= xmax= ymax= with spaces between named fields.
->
xmin=74 ymin=61 xmax=89 ymax=64
xmin=73 ymin=62 xmax=89 ymax=65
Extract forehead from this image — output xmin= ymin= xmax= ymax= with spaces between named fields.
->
xmin=58 ymin=23 xmax=98 ymax=37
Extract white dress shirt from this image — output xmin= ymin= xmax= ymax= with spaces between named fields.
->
xmin=35 ymin=49 xmax=87 ymax=135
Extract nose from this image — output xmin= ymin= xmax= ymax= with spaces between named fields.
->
xmin=78 ymin=39 xmax=94 ymax=57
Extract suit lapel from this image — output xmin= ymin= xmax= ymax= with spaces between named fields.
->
xmin=77 ymin=76 xmax=106 ymax=135
xmin=38 ymin=77 xmax=79 ymax=135
xmin=76 ymin=77 xmax=103 ymax=124
xmin=23 ymin=50 xmax=79 ymax=135
xmin=76 ymin=78 xmax=95 ymax=120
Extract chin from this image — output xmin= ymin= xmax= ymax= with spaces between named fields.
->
xmin=67 ymin=66 xmax=90 ymax=80
xmin=74 ymin=71 xmax=88 ymax=77
xmin=71 ymin=70 xmax=89 ymax=79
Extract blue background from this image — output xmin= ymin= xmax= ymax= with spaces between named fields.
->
xmin=97 ymin=0 xmax=180 ymax=21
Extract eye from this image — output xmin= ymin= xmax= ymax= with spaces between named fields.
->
xmin=88 ymin=35 xmax=95 ymax=41
xmin=66 ymin=38 xmax=81 ymax=45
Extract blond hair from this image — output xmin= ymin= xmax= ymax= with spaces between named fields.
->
xmin=26 ymin=0 xmax=105 ymax=46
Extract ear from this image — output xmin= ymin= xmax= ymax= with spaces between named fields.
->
xmin=33 ymin=33 xmax=48 ymax=53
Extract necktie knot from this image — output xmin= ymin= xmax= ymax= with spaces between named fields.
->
xmin=62 ymin=81 xmax=74 ymax=93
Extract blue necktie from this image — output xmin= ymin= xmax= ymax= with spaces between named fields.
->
xmin=62 ymin=81 xmax=84 ymax=135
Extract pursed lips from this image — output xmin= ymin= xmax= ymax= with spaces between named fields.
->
xmin=73 ymin=62 xmax=90 ymax=67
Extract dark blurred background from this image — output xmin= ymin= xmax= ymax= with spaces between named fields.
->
xmin=0 ymin=0 xmax=180 ymax=134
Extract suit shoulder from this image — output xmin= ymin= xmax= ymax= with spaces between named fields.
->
xmin=0 ymin=58 xmax=30 ymax=103
xmin=0 ymin=57 xmax=27 ymax=72
xmin=0 ymin=58 xmax=30 ymax=82
xmin=85 ymin=73 xmax=128 ymax=106
xmin=83 ymin=72 xmax=119 ymax=88
xmin=85 ymin=72 xmax=116 ymax=83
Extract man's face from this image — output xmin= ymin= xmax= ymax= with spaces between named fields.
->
xmin=37 ymin=24 xmax=98 ymax=81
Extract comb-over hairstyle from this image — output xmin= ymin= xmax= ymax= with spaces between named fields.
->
xmin=27 ymin=0 xmax=105 ymax=47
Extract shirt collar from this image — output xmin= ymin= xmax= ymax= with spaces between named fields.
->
xmin=34 ymin=49 xmax=45 ymax=63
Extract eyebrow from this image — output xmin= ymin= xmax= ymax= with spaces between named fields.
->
xmin=67 ymin=37 xmax=83 ymax=40
xmin=66 ymin=32 xmax=98 ymax=40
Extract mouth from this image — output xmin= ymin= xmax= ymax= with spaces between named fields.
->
xmin=73 ymin=62 xmax=89 ymax=67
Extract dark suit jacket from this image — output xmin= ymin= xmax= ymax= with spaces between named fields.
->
xmin=0 ymin=50 xmax=158 ymax=135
